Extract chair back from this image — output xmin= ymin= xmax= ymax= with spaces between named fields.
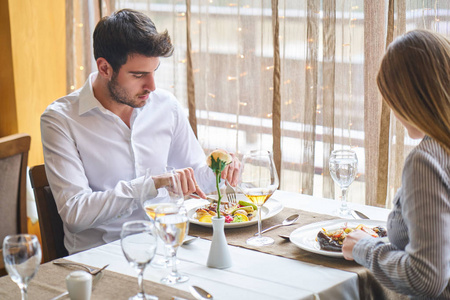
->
xmin=29 ymin=164 xmax=68 ymax=262
xmin=0 ymin=133 xmax=31 ymax=276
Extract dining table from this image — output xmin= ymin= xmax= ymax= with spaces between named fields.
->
xmin=0 ymin=190 xmax=407 ymax=300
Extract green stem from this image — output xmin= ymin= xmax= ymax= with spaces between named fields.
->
xmin=216 ymin=171 xmax=222 ymax=218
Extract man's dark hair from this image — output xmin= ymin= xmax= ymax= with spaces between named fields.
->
xmin=93 ymin=9 xmax=174 ymax=72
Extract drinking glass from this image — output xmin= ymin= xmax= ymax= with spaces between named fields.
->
xmin=141 ymin=166 xmax=184 ymax=267
xmin=154 ymin=204 xmax=189 ymax=284
xmin=141 ymin=167 xmax=185 ymax=215
xmin=3 ymin=234 xmax=42 ymax=300
xmin=238 ymin=150 xmax=279 ymax=247
xmin=121 ymin=220 xmax=158 ymax=300
xmin=329 ymin=149 xmax=358 ymax=217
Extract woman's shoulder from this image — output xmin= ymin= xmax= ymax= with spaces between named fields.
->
xmin=405 ymin=136 xmax=449 ymax=177
xmin=412 ymin=137 xmax=448 ymax=160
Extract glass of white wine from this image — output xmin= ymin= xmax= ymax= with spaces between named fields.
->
xmin=329 ymin=149 xmax=358 ymax=217
xmin=121 ymin=220 xmax=158 ymax=300
xmin=3 ymin=234 xmax=42 ymax=300
xmin=238 ymin=150 xmax=279 ymax=247
xmin=154 ymin=204 xmax=189 ymax=284
xmin=141 ymin=166 xmax=184 ymax=267
xmin=141 ymin=166 xmax=185 ymax=217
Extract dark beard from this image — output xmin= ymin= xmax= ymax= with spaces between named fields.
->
xmin=107 ymin=74 xmax=139 ymax=108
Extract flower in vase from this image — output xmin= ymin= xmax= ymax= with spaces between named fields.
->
xmin=206 ymin=149 xmax=232 ymax=218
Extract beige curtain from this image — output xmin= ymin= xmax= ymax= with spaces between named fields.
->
xmin=72 ymin=0 xmax=450 ymax=208
xmin=66 ymin=0 xmax=115 ymax=94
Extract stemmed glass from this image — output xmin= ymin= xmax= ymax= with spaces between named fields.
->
xmin=3 ymin=234 xmax=42 ymax=300
xmin=141 ymin=166 xmax=184 ymax=267
xmin=154 ymin=204 xmax=189 ymax=284
xmin=141 ymin=167 xmax=185 ymax=216
xmin=121 ymin=220 xmax=158 ymax=300
xmin=238 ymin=150 xmax=279 ymax=247
xmin=329 ymin=149 xmax=358 ymax=217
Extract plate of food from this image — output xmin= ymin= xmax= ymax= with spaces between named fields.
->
xmin=290 ymin=219 xmax=388 ymax=258
xmin=187 ymin=194 xmax=283 ymax=228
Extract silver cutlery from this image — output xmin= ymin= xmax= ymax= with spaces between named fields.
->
xmin=189 ymin=285 xmax=214 ymax=300
xmin=255 ymin=214 xmax=300 ymax=235
xmin=278 ymin=234 xmax=291 ymax=240
xmin=351 ymin=210 xmax=370 ymax=220
xmin=53 ymin=260 xmax=109 ymax=275
xmin=50 ymin=268 xmax=104 ymax=300
xmin=225 ymin=180 xmax=237 ymax=205
xmin=189 ymin=193 xmax=218 ymax=203
xmin=182 ymin=236 xmax=199 ymax=246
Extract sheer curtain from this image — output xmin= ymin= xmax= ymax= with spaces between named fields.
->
xmin=69 ymin=0 xmax=450 ymax=208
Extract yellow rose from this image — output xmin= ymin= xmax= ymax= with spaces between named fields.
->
xmin=206 ymin=149 xmax=232 ymax=172
xmin=206 ymin=149 xmax=232 ymax=218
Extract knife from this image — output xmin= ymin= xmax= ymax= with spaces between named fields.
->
xmin=50 ymin=270 xmax=104 ymax=300
xmin=351 ymin=210 xmax=370 ymax=220
xmin=189 ymin=193 xmax=218 ymax=203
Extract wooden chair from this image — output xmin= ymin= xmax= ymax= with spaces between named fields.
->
xmin=29 ymin=164 xmax=68 ymax=263
xmin=0 ymin=133 xmax=31 ymax=276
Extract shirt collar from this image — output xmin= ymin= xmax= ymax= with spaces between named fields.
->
xmin=78 ymin=72 xmax=103 ymax=115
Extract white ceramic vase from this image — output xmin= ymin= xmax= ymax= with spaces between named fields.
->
xmin=206 ymin=216 xmax=232 ymax=269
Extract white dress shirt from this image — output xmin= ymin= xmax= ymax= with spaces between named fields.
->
xmin=41 ymin=72 xmax=216 ymax=254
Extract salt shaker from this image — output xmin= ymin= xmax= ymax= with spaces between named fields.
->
xmin=66 ymin=270 xmax=92 ymax=300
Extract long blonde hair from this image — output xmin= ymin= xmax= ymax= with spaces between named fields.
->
xmin=377 ymin=29 xmax=450 ymax=153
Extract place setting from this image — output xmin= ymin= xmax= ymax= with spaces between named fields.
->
xmin=0 ymin=150 xmax=392 ymax=300
xmin=188 ymin=150 xmax=284 ymax=238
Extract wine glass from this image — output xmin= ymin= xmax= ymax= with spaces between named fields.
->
xmin=141 ymin=166 xmax=184 ymax=267
xmin=121 ymin=220 xmax=158 ymax=300
xmin=238 ymin=150 xmax=279 ymax=247
xmin=154 ymin=204 xmax=189 ymax=284
xmin=3 ymin=234 xmax=42 ymax=300
xmin=141 ymin=166 xmax=185 ymax=214
xmin=329 ymin=149 xmax=358 ymax=217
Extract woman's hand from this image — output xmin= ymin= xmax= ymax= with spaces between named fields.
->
xmin=342 ymin=230 xmax=373 ymax=260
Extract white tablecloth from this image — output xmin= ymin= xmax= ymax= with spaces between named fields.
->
xmin=66 ymin=190 xmax=390 ymax=300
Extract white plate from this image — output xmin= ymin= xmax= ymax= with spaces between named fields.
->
xmin=290 ymin=219 xmax=387 ymax=258
xmin=188 ymin=194 xmax=283 ymax=229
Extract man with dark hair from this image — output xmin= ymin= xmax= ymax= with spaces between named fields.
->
xmin=41 ymin=9 xmax=240 ymax=254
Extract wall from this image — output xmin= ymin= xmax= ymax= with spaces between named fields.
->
xmin=0 ymin=0 xmax=66 ymax=167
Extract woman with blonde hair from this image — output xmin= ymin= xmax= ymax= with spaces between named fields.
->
xmin=343 ymin=29 xmax=450 ymax=298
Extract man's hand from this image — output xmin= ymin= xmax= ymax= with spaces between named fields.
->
xmin=153 ymin=167 xmax=206 ymax=198
xmin=220 ymin=153 xmax=241 ymax=187
xmin=174 ymin=167 xmax=206 ymax=198
xmin=342 ymin=230 xmax=373 ymax=260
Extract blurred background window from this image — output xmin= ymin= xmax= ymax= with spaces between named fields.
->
xmin=68 ymin=0 xmax=450 ymax=208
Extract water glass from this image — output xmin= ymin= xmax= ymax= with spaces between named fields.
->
xmin=121 ymin=221 xmax=158 ymax=300
xmin=3 ymin=234 xmax=42 ymax=300
xmin=329 ymin=149 xmax=358 ymax=217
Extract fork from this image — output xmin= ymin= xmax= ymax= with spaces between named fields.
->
xmin=53 ymin=260 xmax=109 ymax=275
xmin=225 ymin=180 xmax=237 ymax=205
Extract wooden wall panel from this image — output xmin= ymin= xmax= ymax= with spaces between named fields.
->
xmin=6 ymin=0 xmax=66 ymax=167
xmin=0 ymin=0 xmax=19 ymax=136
